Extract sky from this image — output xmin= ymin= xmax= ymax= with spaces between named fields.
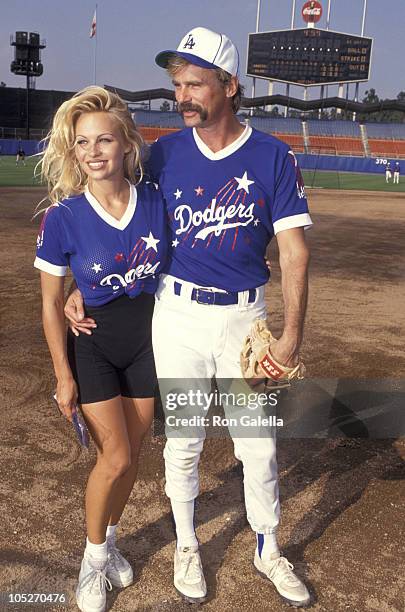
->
xmin=1 ymin=0 xmax=404 ymax=105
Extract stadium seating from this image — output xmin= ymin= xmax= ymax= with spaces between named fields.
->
xmin=127 ymin=112 xmax=405 ymax=157
xmin=309 ymin=135 xmax=365 ymax=156
xmin=368 ymin=139 xmax=404 ymax=157
xmin=309 ymin=135 xmax=336 ymax=154
xmin=132 ymin=110 xmax=184 ymax=129
xmin=395 ymin=141 xmax=405 ymax=155
xmin=275 ymin=133 xmax=306 ymax=152
xmin=138 ymin=126 xmax=179 ymax=143
xmin=307 ymin=119 xmax=362 ymax=137
xmin=365 ymin=122 xmax=405 ymax=140
xmin=248 ymin=116 xmax=302 ymax=135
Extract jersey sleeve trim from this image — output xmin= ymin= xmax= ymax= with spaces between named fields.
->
xmin=34 ymin=256 xmax=67 ymax=277
xmin=273 ymin=213 xmax=313 ymax=235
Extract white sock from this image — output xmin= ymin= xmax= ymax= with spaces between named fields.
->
xmin=171 ymin=499 xmax=198 ymax=550
xmin=106 ymin=524 xmax=118 ymax=546
xmin=256 ymin=532 xmax=280 ymax=561
xmin=85 ymin=538 xmax=108 ymax=564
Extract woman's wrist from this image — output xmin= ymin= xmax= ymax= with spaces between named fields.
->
xmin=55 ymin=368 xmax=75 ymax=383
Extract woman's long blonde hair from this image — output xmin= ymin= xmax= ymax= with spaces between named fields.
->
xmin=38 ymin=86 xmax=144 ymax=205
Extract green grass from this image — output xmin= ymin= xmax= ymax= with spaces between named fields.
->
xmin=302 ymin=170 xmax=405 ymax=192
xmin=0 ymin=155 xmax=42 ymax=187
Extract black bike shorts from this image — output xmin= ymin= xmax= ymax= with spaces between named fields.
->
xmin=67 ymin=292 xmax=157 ymax=404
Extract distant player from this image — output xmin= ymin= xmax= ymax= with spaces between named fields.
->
xmin=16 ymin=145 xmax=26 ymax=166
xmin=385 ymin=162 xmax=392 ymax=183
xmin=393 ymin=161 xmax=400 ymax=184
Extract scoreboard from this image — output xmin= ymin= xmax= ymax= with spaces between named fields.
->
xmin=247 ymin=28 xmax=373 ymax=86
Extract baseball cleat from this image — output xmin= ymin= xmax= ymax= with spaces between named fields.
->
xmin=105 ymin=541 xmax=133 ymax=588
xmin=174 ymin=546 xmax=207 ymax=603
xmin=76 ymin=552 xmax=112 ymax=612
xmin=254 ymin=551 xmax=310 ymax=608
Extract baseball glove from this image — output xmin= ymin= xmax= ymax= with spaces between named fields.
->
xmin=240 ymin=319 xmax=305 ymax=391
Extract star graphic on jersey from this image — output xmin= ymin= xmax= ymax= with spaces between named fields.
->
xmin=194 ymin=186 xmax=204 ymax=196
xmin=234 ymin=171 xmax=254 ymax=194
xmin=174 ymin=188 xmax=182 ymax=200
xmin=172 ymin=238 xmax=180 ymax=247
xmin=114 ymin=252 xmax=124 ymax=262
xmin=254 ymin=218 xmax=260 ymax=227
xmin=91 ymin=263 xmax=102 ymax=273
xmin=141 ymin=231 xmax=160 ymax=252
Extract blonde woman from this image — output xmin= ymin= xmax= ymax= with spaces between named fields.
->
xmin=35 ymin=86 xmax=167 ymax=612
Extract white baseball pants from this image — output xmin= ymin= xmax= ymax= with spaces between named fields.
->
xmin=152 ymin=274 xmax=280 ymax=534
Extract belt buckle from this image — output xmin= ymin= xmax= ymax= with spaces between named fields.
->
xmin=195 ymin=288 xmax=215 ymax=305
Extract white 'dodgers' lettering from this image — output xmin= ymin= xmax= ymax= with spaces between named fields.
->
xmin=100 ymin=261 xmax=160 ymax=288
xmin=174 ymin=198 xmax=255 ymax=240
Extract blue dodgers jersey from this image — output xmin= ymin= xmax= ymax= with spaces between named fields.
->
xmin=148 ymin=126 xmax=312 ymax=291
xmin=34 ymin=181 xmax=168 ymax=306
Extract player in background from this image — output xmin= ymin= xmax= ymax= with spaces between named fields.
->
xmin=385 ymin=161 xmax=392 ymax=183
xmin=16 ymin=142 xmax=26 ymax=166
xmin=393 ymin=161 xmax=400 ymax=184
xmin=65 ymin=28 xmax=311 ymax=608
xmin=35 ymin=86 xmax=167 ymax=612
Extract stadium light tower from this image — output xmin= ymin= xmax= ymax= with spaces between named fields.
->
xmin=10 ymin=31 xmax=46 ymax=139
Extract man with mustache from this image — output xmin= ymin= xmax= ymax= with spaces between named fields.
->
xmin=66 ymin=27 xmax=312 ymax=608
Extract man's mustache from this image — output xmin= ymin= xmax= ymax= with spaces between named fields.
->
xmin=178 ymin=103 xmax=204 ymax=115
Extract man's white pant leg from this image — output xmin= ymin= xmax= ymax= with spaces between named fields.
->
xmin=163 ymin=434 xmax=205 ymax=501
xmin=231 ymin=432 xmax=280 ymax=533
xmin=152 ymin=295 xmax=213 ymax=502
xmin=216 ymin=299 xmax=280 ymax=533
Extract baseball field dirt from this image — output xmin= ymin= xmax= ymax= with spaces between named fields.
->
xmin=0 ymin=187 xmax=404 ymax=611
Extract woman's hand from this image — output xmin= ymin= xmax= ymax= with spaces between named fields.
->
xmin=64 ymin=288 xmax=96 ymax=336
xmin=55 ymin=376 xmax=78 ymax=422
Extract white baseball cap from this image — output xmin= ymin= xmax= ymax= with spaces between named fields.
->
xmin=155 ymin=26 xmax=239 ymax=77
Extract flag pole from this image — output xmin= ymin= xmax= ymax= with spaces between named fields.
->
xmin=94 ymin=5 xmax=98 ymax=85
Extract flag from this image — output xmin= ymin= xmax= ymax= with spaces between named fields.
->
xmin=89 ymin=9 xmax=97 ymax=38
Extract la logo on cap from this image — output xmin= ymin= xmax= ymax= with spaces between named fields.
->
xmin=155 ymin=26 xmax=239 ymax=77
xmin=183 ymin=34 xmax=196 ymax=50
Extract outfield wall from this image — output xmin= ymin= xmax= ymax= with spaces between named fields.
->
xmin=0 ymin=139 xmax=41 ymax=156
xmin=295 ymin=153 xmax=404 ymax=174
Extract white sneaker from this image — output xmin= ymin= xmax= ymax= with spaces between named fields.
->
xmin=76 ymin=553 xmax=112 ymax=612
xmin=174 ymin=546 xmax=207 ymax=603
xmin=254 ymin=551 xmax=310 ymax=608
xmin=106 ymin=541 xmax=133 ymax=588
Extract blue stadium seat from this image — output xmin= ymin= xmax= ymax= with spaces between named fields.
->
xmin=365 ymin=123 xmax=405 ymax=140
